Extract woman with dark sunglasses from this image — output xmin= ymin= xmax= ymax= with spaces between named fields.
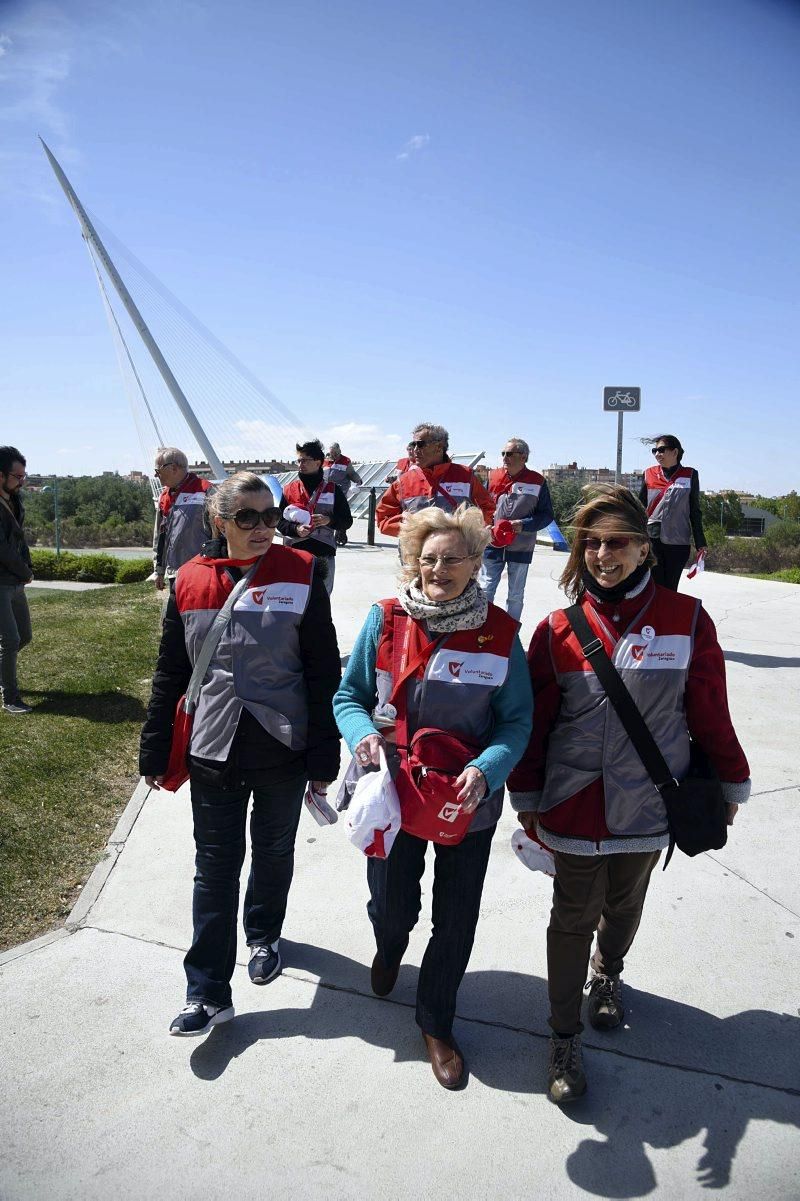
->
xmin=508 ymin=484 xmax=749 ymax=1104
xmin=638 ymin=435 xmax=706 ymax=591
xmin=139 ymin=472 xmax=341 ymax=1036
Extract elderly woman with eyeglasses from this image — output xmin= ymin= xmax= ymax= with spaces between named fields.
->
xmin=334 ymin=504 xmax=532 ymax=1089
xmin=638 ymin=434 xmax=707 ymax=591
xmin=508 ymin=485 xmax=749 ymax=1104
xmin=139 ymin=472 xmax=341 ymax=1037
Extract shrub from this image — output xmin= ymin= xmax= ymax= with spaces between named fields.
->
xmin=763 ymin=521 xmax=800 ymax=548
xmin=29 ymin=550 xmax=134 ymax=584
xmin=762 ymin=567 xmax=800 ymax=584
xmin=115 ymin=559 xmax=153 ymax=584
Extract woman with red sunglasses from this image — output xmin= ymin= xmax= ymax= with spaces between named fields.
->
xmin=509 ymin=485 xmax=749 ymax=1104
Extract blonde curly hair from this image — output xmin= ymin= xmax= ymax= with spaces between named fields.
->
xmin=398 ymin=503 xmax=491 ymax=583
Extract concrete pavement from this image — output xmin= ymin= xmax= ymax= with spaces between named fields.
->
xmin=2 ymin=524 xmax=799 ymax=1200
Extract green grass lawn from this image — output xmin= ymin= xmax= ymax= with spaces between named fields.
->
xmin=0 ymin=583 xmax=162 ymax=950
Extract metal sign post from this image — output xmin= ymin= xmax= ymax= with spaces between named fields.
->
xmin=603 ymin=388 xmax=641 ymax=483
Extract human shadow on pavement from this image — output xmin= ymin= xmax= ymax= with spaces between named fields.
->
xmin=190 ymin=944 xmax=800 ymax=1194
xmin=558 ymin=989 xmax=800 ymax=1196
xmin=723 ymin=650 xmax=800 ymax=669
xmin=24 ymin=689 xmax=147 ymax=722
xmin=189 ymin=941 xmax=547 ymax=1097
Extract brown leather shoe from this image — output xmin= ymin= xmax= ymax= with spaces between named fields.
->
xmin=370 ymin=954 xmax=401 ymax=997
xmin=422 ymin=1032 xmax=465 ymax=1089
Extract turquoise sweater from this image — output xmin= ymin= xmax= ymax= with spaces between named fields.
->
xmin=333 ymin=603 xmax=533 ymax=794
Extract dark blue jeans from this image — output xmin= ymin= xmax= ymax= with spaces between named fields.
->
xmin=367 ymin=824 xmax=496 ymax=1039
xmin=184 ymin=773 xmax=306 ymax=1007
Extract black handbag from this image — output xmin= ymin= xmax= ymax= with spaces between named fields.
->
xmin=565 ymin=604 xmax=727 ymax=869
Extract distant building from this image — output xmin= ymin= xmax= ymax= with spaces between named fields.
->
xmin=125 ymin=470 xmax=150 ymax=485
xmin=739 ymin=505 xmax=779 ymax=537
xmin=189 ymin=458 xmax=294 ymax=480
xmin=543 ymin=462 xmax=644 ymax=492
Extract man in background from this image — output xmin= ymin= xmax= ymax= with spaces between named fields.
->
xmin=0 ymin=446 xmax=34 ymax=714
xmin=479 ymin=437 xmax=553 ymax=621
xmin=152 ymin=447 xmax=214 ymax=591
xmin=324 ymin=442 xmax=362 ymax=547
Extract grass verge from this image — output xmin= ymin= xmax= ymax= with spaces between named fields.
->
xmin=0 ymin=583 xmax=161 ymax=950
xmin=751 ymin=568 xmax=800 ymax=584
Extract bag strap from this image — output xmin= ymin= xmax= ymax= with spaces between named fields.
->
xmin=389 ymin=607 xmax=448 ymax=758
xmin=184 ymin=557 xmax=263 ymax=712
xmin=564 ymin=604 xmax=677 ymax=795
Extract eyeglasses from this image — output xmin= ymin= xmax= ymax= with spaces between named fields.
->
xmin=418 ymin=554 xmax=473 ymax=568
xmin=296 ymin=456 xmax=320 ymax=467
xmin=155 ymin=462 xmax=180 ymax=472
xmin=232 ymin=507 xmax=282 ymax=530
xmin=8 ymin=470 xmax=26 ymax=480
xmin=584 ymin=537 xmax=632 ymax=552
xmin=651 ymin=446 xmax=671 ymax=455
xmin=408 ymin=439 xmax=436 ymax=449
xmin=501 ymin=450 xmax=522 ymax=457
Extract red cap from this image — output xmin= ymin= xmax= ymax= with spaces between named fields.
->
xmin=492 ymin=519 xmax=516 ymax=547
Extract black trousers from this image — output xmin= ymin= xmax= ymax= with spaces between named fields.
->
xmin=651 ymin=540 xmax=690 ymax=591
xmin=366 ymin=824 xmax=496 ymax=1038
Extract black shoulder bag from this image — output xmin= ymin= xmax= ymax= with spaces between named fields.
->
xmin=565 ymin=604 xmax=727 ymax=869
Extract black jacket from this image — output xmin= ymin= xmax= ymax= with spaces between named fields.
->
xmin=278 ymin=471 xmax=353 ymax=559
xmin=0 ymin=492 xmax=33 ymax=586
xmin=139 ymin=554 xmax=342 ymax=788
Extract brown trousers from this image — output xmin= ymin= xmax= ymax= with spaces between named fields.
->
xmin=547 ymin=849 xmax=661 ymax=1035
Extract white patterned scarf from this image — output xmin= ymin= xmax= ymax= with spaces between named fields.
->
xmin=396 ymin=578 xmax=488 ymax=633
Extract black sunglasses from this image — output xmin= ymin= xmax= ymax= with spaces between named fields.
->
xmin=408 ymin=439 xmax=436 ymax=449
xmin=652 ymin=446 xmax=672 ymax=455
xmin=232 ymin=507 xmax=281 ymax=530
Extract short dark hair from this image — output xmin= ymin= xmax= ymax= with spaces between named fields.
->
xmin=296 ymin=439 xmax=325 ymax=464
xmin=644 ymin=434 xmax=684 ymax=461
xmin=0 ymin=446 xmax=26 ymax=475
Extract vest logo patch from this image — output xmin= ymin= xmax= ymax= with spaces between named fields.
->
xmin=428 ymin=649 xmax=509 ymax=687
xmin=512 ymin=483 xmax=541 ymax=496
xmin=672 ymin=477 xmax=691 ymax=488
xmin=235 ymin=582 xmax=310 ymax=614
xmin=175 ymin=492 xmax=205 ymax=506
xmin=438 ymin=802 xmax=462 ymax=823
xmin=642 ymin=625 xmax=655 ymax=641
xmin=616 ymin=634 xmax=691 ymax=670
xmin=440 ymin=482 xmax=470 ymax=497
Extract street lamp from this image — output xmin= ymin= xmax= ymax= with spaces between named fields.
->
xmin=41 ymin=477 xmax=61 ymax=555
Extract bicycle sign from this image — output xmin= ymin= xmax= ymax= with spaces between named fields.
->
xmin=603 ymin=387 xmax=641 ymax=412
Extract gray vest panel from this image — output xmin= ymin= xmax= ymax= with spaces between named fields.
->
xmin=647 ymin=476 xmax=692 ymax=545
xmin=283 ymin=483 xmax=337 ymax=551
xmin=493 ymin=480 xmax=542 ymax=555
xmin=182 ymin=576 xmax=311 ymax=762
xmin=165 ymin=492 xmax=208 ymax=574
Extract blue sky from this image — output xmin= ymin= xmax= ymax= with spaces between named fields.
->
xmin=1 ymin=0 xmax=798 ymax=492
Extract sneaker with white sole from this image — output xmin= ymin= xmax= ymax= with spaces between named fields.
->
xmin=3 ymin=697 xmax=32 ymax=714
xmin=248 ymin=942 xmax=281 ymax=985
xmin=586 ymin=972 xmax=624 ymax=1030
xmin=169 ymin=1002 xmax=234 ymax=1036
xmin=547 ymin=1034 xmax=587 ymax=1103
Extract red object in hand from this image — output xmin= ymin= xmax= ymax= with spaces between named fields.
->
xmin=492 ymin=519 xmax=516 ymax=547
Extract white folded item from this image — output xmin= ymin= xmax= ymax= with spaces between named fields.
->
xmin=284 ymin=504 xmax=312 ymax=526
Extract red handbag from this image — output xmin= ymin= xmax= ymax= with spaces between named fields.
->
xmin=160 ymin=696 xmax=194 ymax=792
xmin=396 ymin=727 xmax=482 ymax=845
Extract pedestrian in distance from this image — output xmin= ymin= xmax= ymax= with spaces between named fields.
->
xmin=0 ymin=446 xmax=33 ymax=714
xmin=279 ymin=439 xmax=353 ymax=594
xmin=639 ymin=435 xmax=707 ymax=591
xmin=479 ymin=437 xmax=555 ymax=621
xmin=334 ymin=503 xmax=532 ymax=1089
xmin=509 ymin=484 xmax=750 ymax=1103
xmin=139 ymin=472 xmax=341 ymax=1036
xmin=324 ymin=441 xmax=362 ymax=547
xmin=152 ymin=447 xmax=214 ymax=592
xmin=376 ymin=423 xmax=495 ymax=536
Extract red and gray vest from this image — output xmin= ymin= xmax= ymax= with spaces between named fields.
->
xmin=282 ymin=474 xmax=337 ymax=551
xmin=644 ymin=465 xmax=694 ymax=545
xmin=395 ymin=463 xmax=476 ymax=517
xmin=542 ymin=588 xmax=700 ymax=837
xmin=488 ymin=467 xmax=545 ymax=555
xmin=157 ymin=474 xmax=213 ymax=576
xmin=175 ymin=546 xmax=315 ymax=762
xmin=374 ymin=599 xmax=519 ymax=832
xmin=324 ymin=455 xmax=353 ymax=496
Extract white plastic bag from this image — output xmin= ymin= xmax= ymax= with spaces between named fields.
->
xmin=284 ymin=503 xmax=312 ymax=527
xmin=512 ymin=827 xmax=556 ymax=877
xmin=345 ymin=746 xmax=402 ymax=859
xmin=304 ymin=782 xmax=338 ymax=826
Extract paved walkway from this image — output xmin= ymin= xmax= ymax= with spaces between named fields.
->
xmin=2 ymin=529 xmax=798 ymax=1200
